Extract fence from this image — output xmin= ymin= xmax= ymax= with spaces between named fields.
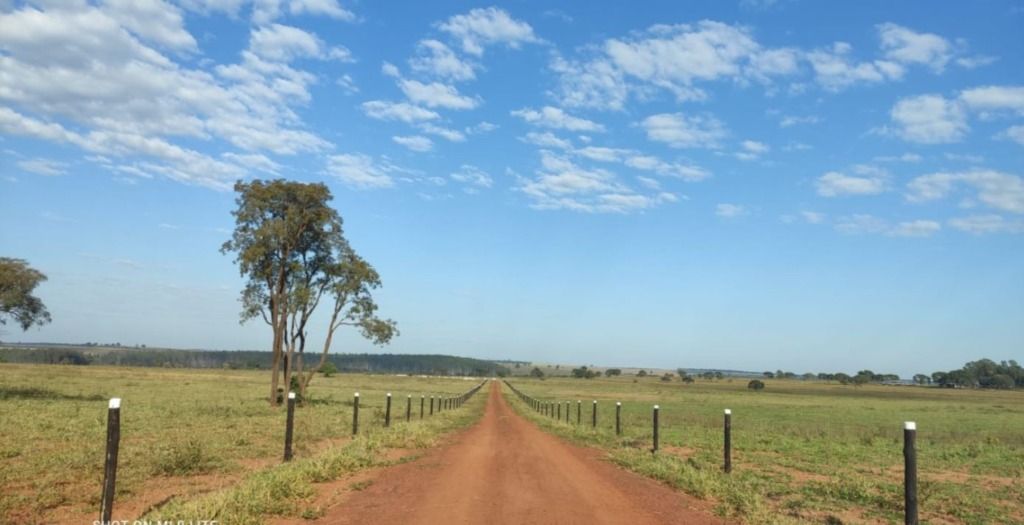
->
xmin=97 ymin=378 xmax=488 ymax=523
xmin=503 ymin=380 xmax=921 ymax=525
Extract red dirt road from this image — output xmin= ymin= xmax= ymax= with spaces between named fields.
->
xmin=317 ymin=381 xmax=725 ymax=525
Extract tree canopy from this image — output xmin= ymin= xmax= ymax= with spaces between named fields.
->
xmin=0 ymin=258 xmax=51 ymax=332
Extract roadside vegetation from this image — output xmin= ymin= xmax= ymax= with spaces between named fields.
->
xmin=502 ymin=376 xmax=1023 ymax=524
xmin=0 ymin=364 xmax=485 ymax=523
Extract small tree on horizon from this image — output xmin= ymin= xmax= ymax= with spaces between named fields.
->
xmin=0 ymin=258 xmax=52 ymax=332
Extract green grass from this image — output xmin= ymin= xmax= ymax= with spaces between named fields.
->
xmin=0 ymin=364 xmax=485 ymax=522
xmin=502 ymin=377 xmax=1024 ymax=525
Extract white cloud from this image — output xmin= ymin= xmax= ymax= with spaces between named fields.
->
xmin=736 ymin=139 xmax=769 ymax=160
xmin=398 ymin=79 xmax=479 ymax=110
xmin=889 ymin=220 xmax=941 ymax=237
xmin=286 ymin=0 xmax=355 ymax=21
xmin=437 ymin=7 xmax=539 ymax=56
xmin=1003 ymin=125 xmax=1024 ymax=146
xmin=0 ymin=3 xmax=336 ymax=188
xmin=806 ymin=42 xmax=904 ymax=91
xmin=521 ymin=131 xmax=571 ymax=149
xmin=715 ymin=203 xmax=746 ymax=218
xmin=800 ymin=211 xmax=824 ymax=224
xmin=641 ymin=113 xmax=727 ymax=149
xmin=249 ymin=23 xmax=350 ymax=62
xmin=906 ymin=170 xmax=1024 ymax=214
xmin=409 ymin=39 xmax=476 ymax=81
xmin=874 ymin=152 xmax=923 ymax=163
xmin=889 ymin=94 xmax=968 ymax=144
xmin=877 ymin=23 xmax=952 ymax=72
xmin=834 ymin=214 xmax=938 ymax=237
xmin=816 ymin=169 xmax=887 ymax=197
xmin=515 ymin=150 xmax=676 ymax=213
xmin=948 ymin=214 xmax=1024 ymax=235
xmin=361 ymin=100 xmax=439 ymax=122
xmin=959 ymin=85 xmax=1024 ymax=116
xmin=450 ymin=165 xmax=493 ymax=188
xmin=419 ymin=123 xmax=466 ymax=142
xmin=17 ymin=157 xmax=67 ymax=176
xmin=251 ymin=0 xmax=356 ymax=24
xmin=325 ymin=153 xmax=398 ymax=189
xmin=392 ymin=135 xmax=433 ymax=152
xmin=779 ymin=115 xmax=821 ymax=127
xmin=221 ymin=152 xmax=281 ymax=173
xmin=336 ymin=74 xmax=358 ymax=94
xmin=511 ymin=106 xmax=604 ymax=132
xmin=551 ymin=21 xmax=798 ymax=110
xmin=104 ymin=0 xmax=198 ymax=51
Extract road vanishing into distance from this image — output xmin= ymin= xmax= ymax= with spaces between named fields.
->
xmin=311 ymin=382 xmax=725 ymax=525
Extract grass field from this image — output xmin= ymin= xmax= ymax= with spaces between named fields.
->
xmin=0 ymin=364 xmax=485 ymax=523
xmin=501 ymin=376 xmax=1024 ymax=525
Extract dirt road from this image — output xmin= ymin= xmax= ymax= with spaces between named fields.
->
xmin=316 ymin=381 xmax=725 ymax=525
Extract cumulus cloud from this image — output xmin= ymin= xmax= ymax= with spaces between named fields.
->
xmin=515 ymin=150 xmax=676 ymax=213
xmin=325 ymin=153 xmax=400 ymax=189
xmin=834 ymin=214 xmax=939 ymax=237
xmin=948 ymin=214 xmax=1024 ymax=235
xmin=511 ymin=106 xmax=604 ymax=132
xmin=877 ymin=23 xmax=952 ymax=72
xmin=906 ymin=170 xmax=1024 ymax=214
xmin=958 ymin=85 xmax=1024 ymax=116
xmin=450 ymin=165 xmax=493 ymax=188
xmin=806 ymin=42 xmax=904 ymax=91
xmin=409 ymin=39 xmax=476 ymax=81
xmin=392 ymin=135 xmax=433 ymax=152
xmin=398 ymin=79 xmax=479 ymax=109
xmin=361 ymin=101 xmax=439 ymax=122
xmin=816 ymin=167 xmax=887 ymax=197
xmin=249 ymin=23 xmax=351 ymax=62
xmin=715 ymin=203 xmax=746 ymax=218
xmin=17 ymin=158 xmax=67 ymax=176
xmin=641 ymin=113 xmax=727 ymax=149
xmin=0 ymin=2 xmax=342 ymax=189
xmin=437 ymin=7 xmax=539 ymax=56
xmin=889 ymin=94 xmax=969 ymax=144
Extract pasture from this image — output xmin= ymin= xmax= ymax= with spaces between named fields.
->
xmin=0 ymin=364 xmax=485 ymax=523
xmin=503 ymin=376 xmax=1024 ymax=524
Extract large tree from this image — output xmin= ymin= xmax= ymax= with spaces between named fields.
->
xmin=222 ymin=180 xmax=396 ymax=405
xmin=0 ymin=258 xmax=52 ymax=332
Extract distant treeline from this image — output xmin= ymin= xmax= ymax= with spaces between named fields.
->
xmin=929 ymin=359 xmax=1023 ymax=389
xmin=0 ymin=345 xmax=509 ymax=377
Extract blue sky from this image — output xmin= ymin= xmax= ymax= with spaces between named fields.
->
xmin=1 ymin=1 xmax=1022 ymax=377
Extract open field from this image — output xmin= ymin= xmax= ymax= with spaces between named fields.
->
xmin=501 ymin=376 xmax=1024 ymax=524
xmin=0 ymin=364 xmax=485 ymax=523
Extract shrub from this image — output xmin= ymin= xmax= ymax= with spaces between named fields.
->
xmin=320 ymin=362 xmax=338 ymax=377
xmin=747 ymin=379 xmax=765 ymax=391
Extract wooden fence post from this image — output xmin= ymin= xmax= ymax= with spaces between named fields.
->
xmin=99 ymin=398 xmax=121 ymax=523
xmin=616 ymin=402 xmax=621 ymax=436
xmin=904 ymin=421 xmax=918 ymax=525
xmin=352 ymin=392 xmax=360 ymax=436
xmin=652 ymin=404 xmax=659 ymax=453
xmin=592 ymin=400 xmax=597 ymax=428
xmin=420 ymin=395 xmax=425 ymax=419
xmin=724 ymin=409 xmax=732 ymax=473
xmin=406 ymin=394 xmax=412 ymax=422
xmin=283 ymin=392 xmax=296 ymax=461
xmin=430 ymin=395 xmax=434 ymax=415
xmin=385 ymin=393 xmax=392 ymax=427
xmin=577 ymin=400 xmax=581 ymax=424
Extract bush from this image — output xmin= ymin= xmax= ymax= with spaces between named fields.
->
xmin=152 ymin=440 xmax=219 ymax=476
xmin=747 ymin=379 xmax=765 ymax=391
xmin=320 ymin=362 xmax=338 ymax=377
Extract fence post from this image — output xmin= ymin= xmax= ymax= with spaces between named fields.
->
xmin=385 ymin=393 xmax=392 ymax=427
xmin=566 ymin=401 xmax=570 ymax=422
xmin=430 ymin=395 xmax=434 ymax=415
xmin=352 ymin=392 xmax=360 ymax=436
xmin=406 ymin=395 xmax=412 ymax=422
xmin=652 ymin=405 xmax=659 ymax=453
xmin=616 ymin=402 xmax=621 ymax=436
xmin=283 ymin=392 xmax=296 ymax=461
xmin=724 ymin=409 xmax=732 ymax=473
xmin=557 ymin=402 xmax=561 ymax=420
xmin=592 ymin=400 xmax=597 ymax=428
xmin=99 ymin=398 xmax=121 ymax=523
xmin=904 ymin=421 xmax=918 ymax=525
xmin=420 ymin=395 xmax=425 ymax=419
xmin=577 ymin=400 xmax=581 ymax=424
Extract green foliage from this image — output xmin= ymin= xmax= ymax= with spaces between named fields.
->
xmin=530 ymin=367 xmax=545 ymax=379
xmin=747 ymin=379 xmax=765 ymax=390
xmin=319 ymin=362 xmax=338 ymax=376
xmin=571 ymin=366 xmax=598 ymax=379
xmin=0 ymin=258 xmax=51 ymax=331
xmin=152 ymin=440 xmax=220 ymax=476
xmin=660 ymin=372 xmax=673 ymax=382
xmin=604 ymin=368 xmax=621 ymax=377
xmin=933 ymin=359 xmax=1023 ymax=389
xmin=636 ymin=370 xmax=647 ymax=377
